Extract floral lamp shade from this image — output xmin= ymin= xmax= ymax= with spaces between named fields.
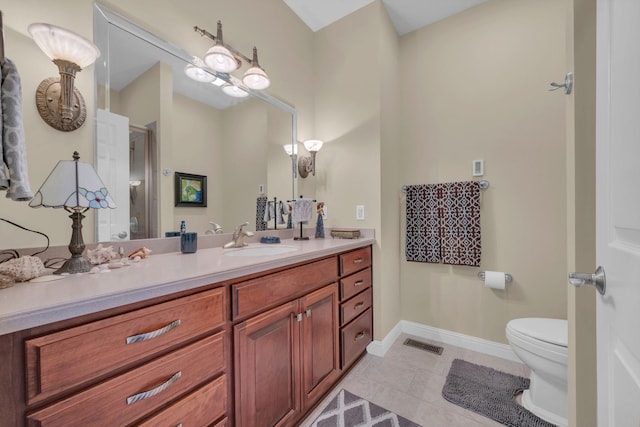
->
xmin=29 ymin=152 xmax=116 ymax=210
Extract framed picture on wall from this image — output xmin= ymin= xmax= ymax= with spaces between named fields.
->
xmin=174 ymin=172 xmax=207 ymax=207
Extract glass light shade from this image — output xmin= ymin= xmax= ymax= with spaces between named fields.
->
xmin=242 ymin=66 xmax=270 ymax=90
xmin=283 ymin=143 xmax=298 ymax=156
xmin=29 ymin=157 xmax=116 ymax=210
xmin=204 ymin=44 xmax=238 ymax=73
xmin=28 ymin=23 xmax=100 ymax=68
xmin=185 ymin=57 xmax=217 ymax=83
xmin=222 ymin=83 xmax=249 ymax=98
xmin=303 ymin=139 xmax=324 ymax=152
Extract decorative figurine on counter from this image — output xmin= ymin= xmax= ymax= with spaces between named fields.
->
xmin=315 ymin=202 xmax=325 ymax=238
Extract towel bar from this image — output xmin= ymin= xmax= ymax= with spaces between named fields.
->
xmin=478 ymin=271 xmax=512 ymax=283
xmin=402 ymin=180 xmax=489 ymax=193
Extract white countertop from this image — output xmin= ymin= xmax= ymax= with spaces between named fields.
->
xmin=0 ymin=236 xmax=374 ymax=336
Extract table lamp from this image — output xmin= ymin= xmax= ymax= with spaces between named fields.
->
xmin=29 ymin=151 xmax=116 ymax=274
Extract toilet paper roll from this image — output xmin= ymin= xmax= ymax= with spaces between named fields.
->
xmin=484 ymin=270 xmax=506 ymax=290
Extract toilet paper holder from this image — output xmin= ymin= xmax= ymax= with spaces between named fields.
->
xmin=478 ymin=271 xmax=513 ymax=283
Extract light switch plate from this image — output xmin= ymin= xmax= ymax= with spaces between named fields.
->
xmin=472 ymin=160 xmax=484 ymax=177
xmin=356 ymin=205 xmax=365 ymax=220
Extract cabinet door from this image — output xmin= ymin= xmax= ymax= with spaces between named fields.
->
xmin=234 ymin=300 xmax=301 ymax=427
xmin=300 ymin=284 xmax=340 ymax=409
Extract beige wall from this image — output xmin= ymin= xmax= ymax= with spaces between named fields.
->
xmin=313 ymin=2 xmax=402 ymax=338
xmin=567 ymin=0 xmax=597 ymax=424
xmin=398 ymin=0 xmax=568 ymax=343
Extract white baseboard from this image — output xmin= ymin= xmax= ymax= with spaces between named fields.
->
xmin=367 ymin=320 xmax=520 ymax=363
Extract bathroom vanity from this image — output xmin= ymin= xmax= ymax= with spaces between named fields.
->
xmin=0 ymin=237 xmax=374 ymax=427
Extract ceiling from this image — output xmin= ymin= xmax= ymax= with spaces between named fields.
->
xmin=282 ymin=0 xmax=487 ymax=36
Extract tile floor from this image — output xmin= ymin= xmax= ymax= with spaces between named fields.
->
xmin=298 ymin=333 xmax=530 ymax=427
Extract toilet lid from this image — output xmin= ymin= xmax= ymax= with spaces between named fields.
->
xmin=508 ymin=318 xmax=568 ymax=347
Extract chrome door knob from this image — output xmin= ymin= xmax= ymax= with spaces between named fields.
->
xmin=568 ymin=266 xmax=606 ymax=296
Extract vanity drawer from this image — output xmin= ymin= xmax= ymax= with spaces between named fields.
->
xmin=135 ymin=374 xmax=227 ymax=427
xmin=26 ymin=287 xmax=226 ymax=404
xmin=339 ymin=246 xmax=371 ymax=277
xmin=233 ymin=257 xmax=338 ymax=319
xmin=341 ymin=308 xmax=372 ymax=369
xmin=340 ymin=287 xmax=372 ymax=326
xmin=340 ymin=267 xmax=372 ymax=301
xmin=26 ymin=333 xmax=225 ymax=427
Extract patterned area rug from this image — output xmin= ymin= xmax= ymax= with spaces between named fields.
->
xmin=310 ymin=389 xmax=422 ymax=427
xmin=442 ymin=359 xmax=557 ymax=427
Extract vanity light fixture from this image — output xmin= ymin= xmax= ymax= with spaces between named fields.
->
xmin=298 ymin=139 xmax=323 ymax=178
xmin=29 ymin=151 xmax=116 ymax=274
xmin=28 ymin=23 xmax=100 ymax=132
xmin=203 ymin=21 xmax=238 ymax=73
xmin=283 ymin=143 xmax=298 ymax=178
xmin=194 ymin=21 xmax=271 ymax=94
xmin=242 ymin=47 xmax=270 ymax=90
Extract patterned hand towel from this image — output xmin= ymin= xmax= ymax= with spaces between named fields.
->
xmin=405 ymin=184 xmax=441 ymax=263
xmin=256 ymin=196 xmax=268 ymax=231
xmin=404 ymin=181 xmax=481 ymax=266
xmin=1 ymin=58 xmax=32 ymax=201
xmin=440 ymin=181 xmax=481 ymax=266
xmin=292 ymin=198 xmax=313 ymax=224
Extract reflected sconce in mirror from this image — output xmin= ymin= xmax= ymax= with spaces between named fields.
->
xmin=28 ymin=23 xmax=100 ymax=132
xmin=283 ymin=143 xmax=298 ymax=178
xmin=297 ymin=139 xmax=323 ymax=178
xmin=194 ymin=21 xmax=270 ymax=96
xmin=29 ymin=151 xmax=116 ymax=274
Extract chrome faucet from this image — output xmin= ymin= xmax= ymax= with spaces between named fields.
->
xmin=205 ymin=222 xmax=224 ymax=235
xmin=223 ymin=222 xmax=254 ymax=249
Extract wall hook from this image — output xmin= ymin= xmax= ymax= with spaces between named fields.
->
xmin=549 ymin=72 xmax=573 ymax=95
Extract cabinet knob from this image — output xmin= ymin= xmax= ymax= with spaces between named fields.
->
xmin=354 ymin=331 xmax=366 ymax=341
xmin=354 ymin=302 xmax=365 ymax=310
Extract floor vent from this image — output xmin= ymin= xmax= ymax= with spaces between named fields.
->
xmin=403 ymin=338 xmax=444 ymax=355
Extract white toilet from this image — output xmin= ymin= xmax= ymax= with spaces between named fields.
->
xmin=506 ymin=318 xmax=568 ymax=427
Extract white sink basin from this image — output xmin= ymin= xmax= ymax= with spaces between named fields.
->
xmin=223 ymin=245 xmax=298 ymax=257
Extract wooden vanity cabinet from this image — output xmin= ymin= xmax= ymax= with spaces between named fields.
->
xmin=339 ymin=246 xmax=373 ymax=369
xmin=233 ymin=259 xmax=340 ymax=427
xmin=1 ymin=286 xmax=230 ymax=427
xmin=0 ymin=244 xmax=373 ymax=427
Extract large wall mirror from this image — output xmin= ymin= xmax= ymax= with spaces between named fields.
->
xmin=94 ymin=4 xmax=297 ymax=243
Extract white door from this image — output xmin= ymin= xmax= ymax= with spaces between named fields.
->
xmin=96 ymin=109 xmax=130 ymax=242
xmin=595 ymin=0 xmax=640 ymax=425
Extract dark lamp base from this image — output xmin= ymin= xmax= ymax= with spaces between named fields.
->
xmin=54 ymin=254 xmax=92 ymax=275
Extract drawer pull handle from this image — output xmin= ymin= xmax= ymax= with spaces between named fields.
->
xmin=126 ymin=371 xmax=182 ymax=405
xmin=354 ymin=280 xmax=365 ymax=287
xmin=126 ymin=319 xmax=181 ymax=344
xmin=354 ymin=302 xmax=365 ymax=310
xmin=354 ymin=331 xmax=366 ymax=341
xmin=353 ymin=258 xmax=364 ymax=264
xmin=306 ymin=309 xmax=312 ymax=318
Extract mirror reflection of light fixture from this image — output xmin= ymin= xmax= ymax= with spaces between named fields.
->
xmin=28 ymin=23 xmax=100 ymax=132
xmin=29 ymin=152 xmax=116 ymax=274
xmin=184 ymin=56 xmax=216 ymax=83
xmin=195 ymin=22 xmax=271 ymax=91
xmin=221 ymin=76 xmax=250 ymax=98
xmin=297 ymin=139 xmax=323 ymax=178
xmin=283 ymin=143 xmax=298 ymax=178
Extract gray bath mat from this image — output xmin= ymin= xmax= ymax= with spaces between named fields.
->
xmin=310 ymin=389 xmax=422 ymax=427
xmin=442 ymin=359 xmax=557 ymax=427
